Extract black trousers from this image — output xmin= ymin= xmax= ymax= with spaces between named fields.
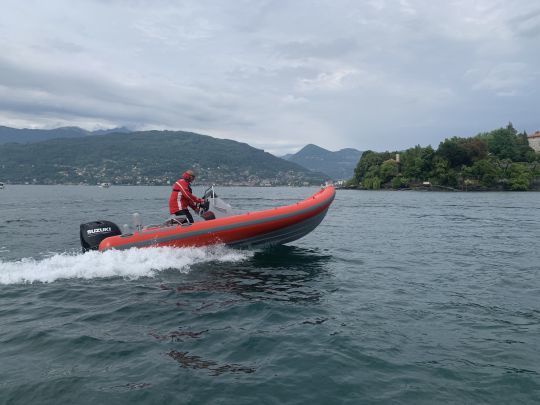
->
xmin=174 ymin=209 xmax=194 ymax=223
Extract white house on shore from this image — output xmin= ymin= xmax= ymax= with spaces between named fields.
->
xmin=528 ymin=131 xmax=540 ymax=152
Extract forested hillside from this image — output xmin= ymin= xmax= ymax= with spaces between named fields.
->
xmin=0 ymin=130 xmax=325 ymax=186
xmin=0 ymin=126 xmax=131 ymax=144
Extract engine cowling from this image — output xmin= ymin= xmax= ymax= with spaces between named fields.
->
xmin=80 ymin=220 xmax=122 ymax=252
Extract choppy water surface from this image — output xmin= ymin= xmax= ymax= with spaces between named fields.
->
xmin=0 ymin=186 xmax=539 ymax=404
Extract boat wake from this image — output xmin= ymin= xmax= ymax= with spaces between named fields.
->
xmin=0 ymin=246 xmax=250 ymax=285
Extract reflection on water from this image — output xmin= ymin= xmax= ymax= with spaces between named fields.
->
xmin=250 ymin=245 xmax=333 ymax=270
xmin=149 ymin=330 xmax=208 ymax=342
xmin=168 ymin=350 xmax=255 ymax=376
xmin=155 ymin=246 xmax=333 ymax=376
xmin=163 ymin=245 xmax=332 ymax=304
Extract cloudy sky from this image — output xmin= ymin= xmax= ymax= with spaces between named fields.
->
xmin=0 ymin=0 xmax=538 ymax=154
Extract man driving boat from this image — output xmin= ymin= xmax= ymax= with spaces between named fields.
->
xmin=169 ymin=170 xmax=204 ymax=223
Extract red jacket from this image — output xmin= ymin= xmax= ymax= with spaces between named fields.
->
xmin=169 ymin=176 xmax=203 ymax=214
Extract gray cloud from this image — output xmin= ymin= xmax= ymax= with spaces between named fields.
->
xmin=277 ymin=38 xmax=359 ymax=60
xmin=0 ymin=0 xmax=538 ymax=154
xmin=509 ymin=8 xmax=540 ymax=37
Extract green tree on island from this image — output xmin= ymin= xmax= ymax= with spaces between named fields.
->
xmin=351 ymin=123 xmax=540 ymax=191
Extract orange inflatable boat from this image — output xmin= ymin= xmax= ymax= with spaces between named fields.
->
xmin=79 ymin=186 xmax=335 ymax=251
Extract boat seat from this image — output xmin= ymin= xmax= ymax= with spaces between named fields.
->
xmin=163 ymin=217 xmax=190 ymax=227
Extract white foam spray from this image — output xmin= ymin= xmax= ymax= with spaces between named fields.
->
xmin=0 ymin=246 xmax=250 ymax=285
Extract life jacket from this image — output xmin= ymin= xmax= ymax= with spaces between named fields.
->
xmin=168 ymin=174 xmax=202 ymax=214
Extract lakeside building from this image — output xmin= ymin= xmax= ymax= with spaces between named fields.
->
xmin=528 ymin=131 xmax=540 ymax=152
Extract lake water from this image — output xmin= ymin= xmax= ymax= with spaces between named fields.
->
xmin=0 ymin=186 xmax=539 ymax=404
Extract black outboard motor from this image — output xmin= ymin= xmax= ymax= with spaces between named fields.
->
xmin=80 ymin=220 xmax=122 ymax=252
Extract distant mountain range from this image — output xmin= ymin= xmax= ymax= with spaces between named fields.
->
xmin=283 ymin=144 xmax=362 ymax=180
xmin=0 ymin=128 xmax=325 ymax=186
xmin=0 ymin=126 xmax=131 ymax=144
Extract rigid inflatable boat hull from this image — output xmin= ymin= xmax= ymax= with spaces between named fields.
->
xmin=99 ymin=186 xmax=335 ymax=251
